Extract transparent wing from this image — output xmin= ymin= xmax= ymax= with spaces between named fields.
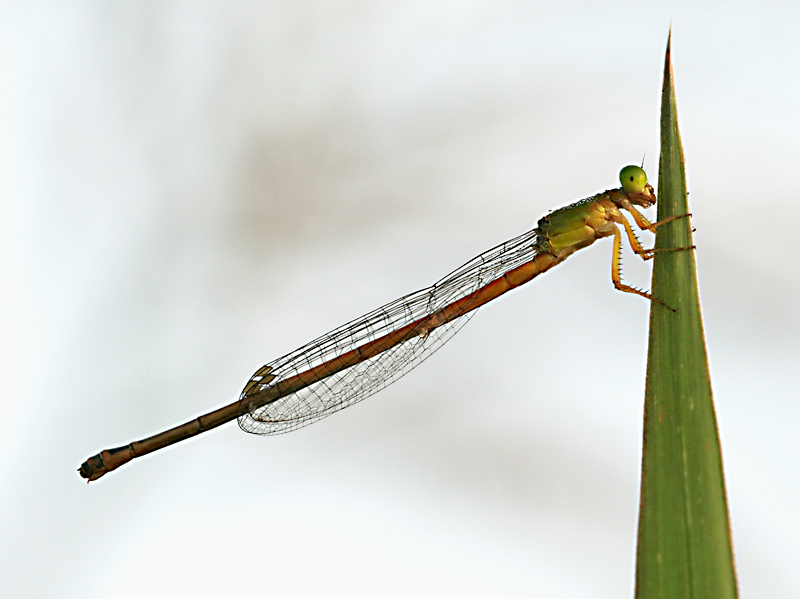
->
xmin=238 ymin=226 xmax=540 ymax=435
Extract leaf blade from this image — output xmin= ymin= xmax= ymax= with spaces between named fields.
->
xmin=634 ymin=31 xmax=738 ymax=599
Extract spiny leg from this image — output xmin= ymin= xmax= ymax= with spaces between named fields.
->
xmin=610 ymin=225 xmax=675 ymax=311
xmin=620 ymin=216 xmax=656 ymax=261
xmin=625 ymin=205 xmax=693 ymax=233
xmin=622 ymin=209 xmax=696 ymax=260
xmin=619 ymin=218 xmax=694 ymax=261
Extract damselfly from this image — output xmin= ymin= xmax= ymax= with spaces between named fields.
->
xmin=79 ymin=166 xmax=689 ymax=481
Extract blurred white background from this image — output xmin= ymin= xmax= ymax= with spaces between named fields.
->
xmin=1 ymin=2 xmax=798 ymax=598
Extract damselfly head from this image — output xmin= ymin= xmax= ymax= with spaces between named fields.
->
xmin=619 ymin=165 xmax=656 ymax=208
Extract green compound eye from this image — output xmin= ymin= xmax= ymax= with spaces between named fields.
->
xmin=619 ymin=165 xmax=648 ymax=193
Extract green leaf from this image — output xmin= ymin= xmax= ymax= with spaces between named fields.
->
xmin=634 ymin=31 xmax=738 ymax=599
